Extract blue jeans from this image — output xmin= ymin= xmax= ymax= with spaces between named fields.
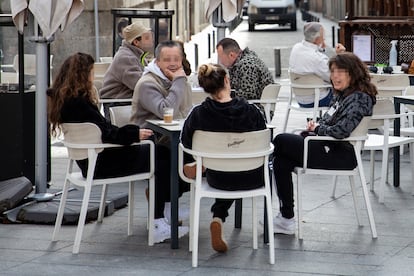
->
xmin=298 ymin=89 xmax=333 ymax=108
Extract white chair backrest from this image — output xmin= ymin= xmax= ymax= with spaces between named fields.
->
xmin=191 ymin=90 xmax=211 ymax=105
xmin=261 ymin=83 xmax=281 ymax=100
xmin=109 ymin=105 xmax=133 ymax=127
xmin=12 ymin=54 xmax=53 ymax=76
xmin=289 ymin=72 xmax=330 ymax=96
xmin=370 ymin=99 xmax=395 ymax=129
xmin=61 ymin=123 xmax=103 ymax=160
xmin=192 ymin=129 xmax=271 ymax=172
xmin=100 ymin=56 xmax=113 ymax=63
xmin=404 ymin=85 xmax=414 ymax=96
xmin=94 ymin=62 xmax=111 ymax=81
xmin=370 ymin=74 xmax=410 ymax=98
xmin=13 ymin=54 xmax=36 ymax=75
xmin=349 ymin=116 xmax=372 ymax=137
xmin=1 ymin=72 xmax=18 ymax=83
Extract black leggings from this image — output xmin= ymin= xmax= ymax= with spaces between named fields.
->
xmin=272 ymin=133 xmax=357 ymax=219
xmin=77 ymin=144 xmax=188 ymax=219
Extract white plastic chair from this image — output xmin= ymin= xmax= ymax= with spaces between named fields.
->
xmin=178 ymin=129 xmax=275 ymax=267
xmin=94 ymin=62 xmax=111 ymax=82
xmin=0 ymin=72 xmax=18 ymax=83
xmin=190 ymin=88 xmax=211 ymax=106
xmin=283 ymin=72 xmax=331 ymax=132
xmin=370 ymin=74 xmax=410 ymax=100
xmin=295 ymin=116 xmax=377 ymax=240
xmin=52 ymin=122 xmax=155 ymax=254
xmin=362 ymin=99 xmax=414 ymax=203
xmin=109 ymin=105 xmax=133 ymax=127
xmin=12 ymin=54 xmax=53 ymax=82
xmin=100 ymin=56 xmax=113 ymax=63
xmin=248 ymin=83 xmax=281 ymax=124
xmin=394 ymin=86 xmax=414 ymax=139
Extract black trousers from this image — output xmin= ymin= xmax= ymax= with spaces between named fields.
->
xmin=272 ymin=133 xmax=357 ymax=219
xmin=77 ymin=144 xmax=188 ymax=219
xmin=207 ymin=167 xmax=264 ymax=222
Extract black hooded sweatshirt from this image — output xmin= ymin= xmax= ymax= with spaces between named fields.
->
xmin=180 ymin=97 xmax=267 ymax=190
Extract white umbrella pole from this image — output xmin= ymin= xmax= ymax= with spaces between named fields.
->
xmin=94 ymin=0 xmax=100 ymax=60
xmin=31 ymin=37 xmax=54 ymax=201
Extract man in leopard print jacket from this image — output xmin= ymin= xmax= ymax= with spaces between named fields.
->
xmin=216 ymin=38 xmax=274 ymax=101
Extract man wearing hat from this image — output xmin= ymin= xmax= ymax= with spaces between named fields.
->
xmin=100 ymin=21 xmax=154 ymax=117
xmin=289 ymin=22 xmax=346 ymax=108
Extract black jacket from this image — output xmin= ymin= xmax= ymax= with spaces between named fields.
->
xmin=60 ymin=96 xmax=140 ymax=145
xmin=59 ymin=96 xmax=143 ymax=178
xmin=181 ymin=97 xmax=266 ymax=148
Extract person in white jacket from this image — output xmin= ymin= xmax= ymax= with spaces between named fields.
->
xmin=289 ymin=22 xmax=346 ymax=107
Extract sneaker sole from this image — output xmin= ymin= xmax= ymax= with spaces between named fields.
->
xmin=210 ymin=221 xmax=228 ymax=253
xmin=273 ymin=227 xmax=295 ymax=235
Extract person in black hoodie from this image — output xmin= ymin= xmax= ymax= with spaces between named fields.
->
xmin=180 ymin=63 xmax=266 ymax=253
xmin=47 ymin=52 xmax=188 ymax=244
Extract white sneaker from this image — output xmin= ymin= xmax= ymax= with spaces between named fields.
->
xmin=153 ymin=218 xmax=189 ymax=244
xmin=163 ymin=203 xmax=190 ymax=224
xmin=273 ymin=213 xmax=295 ymax=235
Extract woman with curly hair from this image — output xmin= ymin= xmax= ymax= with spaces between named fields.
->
xmin=272 ymin=52 xmax=378 ymax=235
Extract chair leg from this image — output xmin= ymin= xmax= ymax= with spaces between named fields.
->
xmin=235 ymin=199 xmax=242 ymax=229
xmin=252 ymin=197 xmax=258 ymax=249
xmin=349 ymin=176 xmax=361 ymax=226
xmin=189 ymin=184 xmax=195 ymax=252
xmin=331 ymin=175 xmax=338 ymax=199
xmin=296 ymin=171 xmax=303 ymax=240
xmin=265 ymin=193 xmax=275 ymax=264
xmin=98 ymin=184 xmax=108 ymax=223
xmin=356 ymin=155 xmax=378 ymax=238
xmin=52 ymin=178 xmax=71 ymax=241
xmin=410 ymin=144 xmax=414 ymax=196
xmin=282 ymin=106 xmax=291 ymax=132
xmin=379 ymin=149 xmax=388 ymax=203
xmin=369 ymin=150 xmax=375 ymax=192
xmin=148 ymin=177 xmax=155 ymax=246
xmin=192 ymin=193 xmax=202 ymax=268
xmin=73 ymin=183 xmax=93 ymax=254
xmin=128 ymin=181 xmax=134 ymax=236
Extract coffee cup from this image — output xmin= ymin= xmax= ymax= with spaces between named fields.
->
xmin=163 ymin=107 xmax=174 ymax=123
xmin=392 ymin=65 xmax=402 ymax=73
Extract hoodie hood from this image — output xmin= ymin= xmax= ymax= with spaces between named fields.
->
xmin=143 ymin=59 xmax=169 ymax=81
xmin=199 ymin=97 xmax=262 ymax=129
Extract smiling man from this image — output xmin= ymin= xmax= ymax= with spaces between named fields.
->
xmin=131 ymin=40 xmax=192 ymax=127
xmin=131 ymin=40 xmax=193 ymax=242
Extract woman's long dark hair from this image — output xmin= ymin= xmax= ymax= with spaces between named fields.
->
xmin=47 ymin=53 xmax=96 ymax=136
xmin=329 ymin=52 xmax=377 ymax=102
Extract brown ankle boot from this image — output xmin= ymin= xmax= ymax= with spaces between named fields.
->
xmin=210 ymin=217 xmax=228 ymax=253
xmin=183 ymin=162 xmax=206 ymax=179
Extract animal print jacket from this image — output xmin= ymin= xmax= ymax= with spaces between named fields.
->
xmin=228 ymin=47 xmax=274 ymax=101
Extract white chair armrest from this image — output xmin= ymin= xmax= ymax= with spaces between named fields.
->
xmin=178 ymin=143 xmax=196 ymax=184
xmin=302 ymin=135 xmax=367 ymax=169
xmin=372 ymin=110 xmax=414 ymax=120
xmin=98 ymin=98 xmax=132 ymax=104
xmin=248 ymin=99 xmax=279 ymax=104
xmin=63 ymin=139 xmax=153 ymax=150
